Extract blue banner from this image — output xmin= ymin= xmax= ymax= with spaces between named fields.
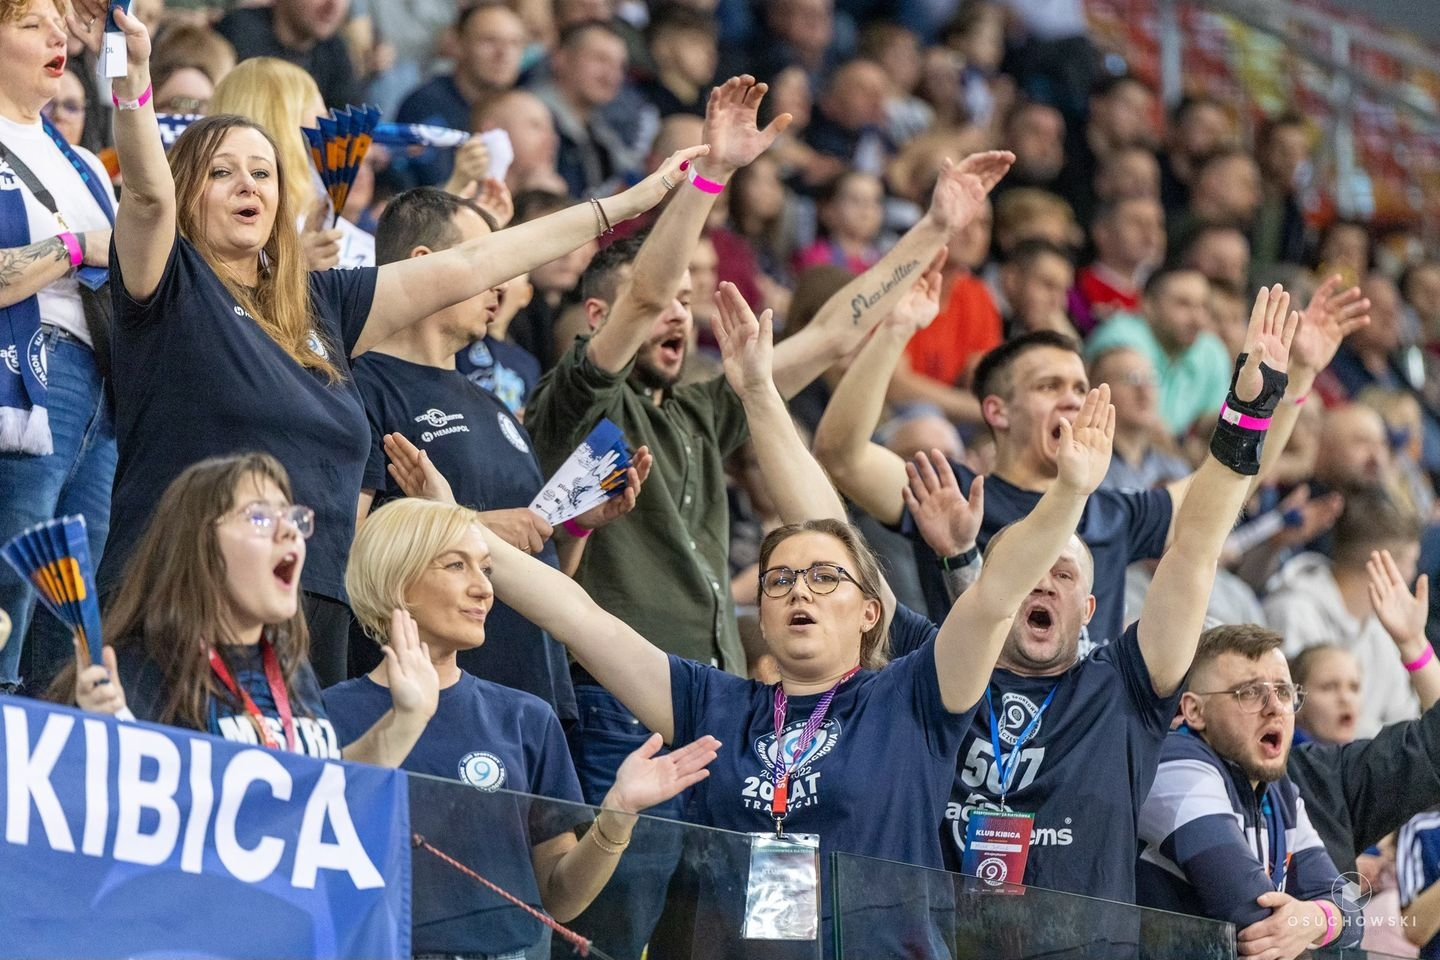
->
xmin=0 ymin=696 xmax=411 ymax=959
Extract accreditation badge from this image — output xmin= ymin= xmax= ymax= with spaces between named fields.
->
xmin=961 ymin=810 xmax=1034 ymax=891
xmin=743 ymin=833 xmax=821 ymax=940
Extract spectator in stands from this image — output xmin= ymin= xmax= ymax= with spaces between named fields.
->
xmin=216 ymin=0 xmax=359 ymax=108
xmin=1180 ymin=222 xmax=1251 ymax=294
xmin=0 ymin=0 xmax=118 ymax=696
xmin=1089 ymin=347 xmax=1189 ymax=490
xmin=1071 ymin=195 xmax=1166 ymax=333
xmin=392 ymin=2 xmax=528 ymax=190
xmin=741 ymin=0 xmax=837 ymax=85
xmin=147 ymin=22 xmax=235 ymax=119
xmin=1087 ymin=267 xmax=1231 ymax=435
xmin=1254 ymin=112 xmax=1312 ymax=270
xmin=473 ymin=91 xmax=568 ymax=197
xmin=505 ymin=190 xmax=597 ymax=369
xmin=333 ymin=495 xmax=717 ymax=958
xmin=1158 ymin=96 xmax=1235 ymax=217
xmin=1292 ymin=644 xmax=1364 ymax=745
xmin=717 ymin=152 xmax=796 ymax=309
xmin=1093 ymin=144 xmax=1162 ymax=205
xmin=859 ymin=22 xmax=932 ymax=147
xmin=41 ymin=64 xmax=85 ymax=145
xmin=346 ymin=0 xmax=452 ymax=118
xmin=772 ymin=264 xmax=852 ymax=434
xmin=88 ymin=1 xmax=694 ymax=684
xmin=992 ymin=99 xmax=1066 ymax=198
xmin=1315 ymin=218 xmax=1372 ymax=289
xmin=530 ymin=21 xmax=639 ymax=199
xmin=1398 ymin=811 xmax=1440 ymax=957
xmin=999 ymin=238 xmax=1076 ymax=338
xmin=1170 ymin=147 xmax=1263 ymax=254
xmin=793 ymin=170 xmax=885 ymax=275
xmin=1315 ymin=405 xmax=1391 ymax=499
xmin=68 ymin=453 xmax=437 ymax=767
xmin=1057 ymin=73 xmax=1158 ymax=220
xmin=1266 ymin=492 xmax=1425 ymax=735
xmin=1359 ymin=387 xmax=1437 ymax=521
xmin=992 ymin=187 xmax=1080 ymax=259
xmin=638 ymin=6 xmax=716 ymax=119
xmin=209 ymin=57 xmax=371 ymax=270
xmin=1405 ymin=260 xmax=1440 ymax=347
xmin=904 ymin=284 xmax=1298 ymax=900
xmin=1138 ymin=624 xmax=1364 ymax=955
xmin=803 ymin=58 xmax=893 ymax=178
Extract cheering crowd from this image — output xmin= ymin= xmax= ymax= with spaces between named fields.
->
xmin=5 ymin=0 xmax=1440 ymax=956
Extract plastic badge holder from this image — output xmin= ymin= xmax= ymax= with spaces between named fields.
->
xmin=743 ymin=833 xmax=821 ymax=940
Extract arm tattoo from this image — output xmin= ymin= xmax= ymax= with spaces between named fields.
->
xmin=0 ymin=236 xmax=68 ymax=291
xmin=848 ymin=259 xmax=922 ymax=324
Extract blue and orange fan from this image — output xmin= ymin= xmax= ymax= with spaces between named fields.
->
xmin=1 ymin=516 xmax=103 ymax=668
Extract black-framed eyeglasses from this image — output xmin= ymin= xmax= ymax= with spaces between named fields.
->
xmin=220 ymin=504 xmax=316 ymax=540
xmin=1192 ymin=681 xmax=1306 ymax=714
xmin=759 ymin=563 xmax=862 ymax=599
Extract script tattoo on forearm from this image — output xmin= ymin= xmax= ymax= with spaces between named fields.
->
xmin=849 ymin=259 xmax=922 ymax=324
xmin=0 ymin=237 xmax=69 ymax=292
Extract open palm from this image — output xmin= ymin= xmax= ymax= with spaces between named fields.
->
xmin=703 ymin=76 xmax=793 ymax=175
xmin=713 ymin=281 xmax=774 ymax=396
xmin=1055 ymin=384 xmax=1115 ymax=495
xmin=608 ymin=733 xmax=721 ymax=814
xmin=1291 ymin=275 xmax=1371 ymax=375
xmin=1235 ymin=284 xmax=1300 ymax=403
xmin=928 ymin=151 xmax=1014 ymax=233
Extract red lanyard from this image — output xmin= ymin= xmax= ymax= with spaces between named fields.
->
xmin=208 ymin=640 xmax=296 ymax=753
xmin=769 ymin=666 xmax=861 ymax=828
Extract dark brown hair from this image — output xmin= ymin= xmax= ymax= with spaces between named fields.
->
xmin=51 ymin=454 xmax=312 ymax=730
xmin=1193 ymin=623 xmax=1284 ymax=674
xmin=757 ymin=518 xmax=889 ymax=670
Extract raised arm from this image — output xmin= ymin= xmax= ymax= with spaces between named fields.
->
xmin=73 ymin=3 xmax=175 ymax=300
xmin=1143 ymin=286 xmax=1301 ymax=696
xmin=481 ymin=525 xmax=675 ymax=740
xmin=771 ymin=151 xmax=1013 ymax=399
xmin=1368 ymin=549 xmax=1440 ymax=711
xmin=812 ymin=261 xmax=946 ymax=526
xmin=933 ymin=385 xmax=1113 ymax=712
xmin=587 ymin=76 xmax=789 ymax=373
xmin=901 ymin=450 xmax=985 ymax=603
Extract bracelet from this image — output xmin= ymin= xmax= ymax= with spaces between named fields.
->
xmin=57 ymin=232 xmax=83 ymax=269
xmin=1405 ymin=644 xmax=1436 ymax=673
xmin=1314 ymin=899 xmax=1340 ymax=947
xmin=588 ymin=817 xmax=631 ymax=854
xmin=1294 ymin=393 xmax=1309 ymax=407
xmin=112 ymin=84 xmax=152 ymax=111
xmin=588 ymin=197 xmax=613 ymax=236
xmin=562 ymin=518 xmax=591 ymax=539
xmin=1219 ymin=402 xmax=1272 ymax=432
xmin=938 ymin=545 xmax=980 ymax=572
xmin=680 ymin=160 xmax=725 ymax=195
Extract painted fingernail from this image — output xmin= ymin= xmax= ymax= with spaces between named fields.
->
xmin=679 ymin=161 xmax=690 ymax=172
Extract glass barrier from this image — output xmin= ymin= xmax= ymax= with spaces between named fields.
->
xmin=829 ymin=850 xmax=1237 ymax=960
xmin=407 ymin=772 xmax=822 ymax=960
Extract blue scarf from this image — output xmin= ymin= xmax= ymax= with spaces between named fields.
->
xmin=0 ymin=119 xmax=113 ymax=455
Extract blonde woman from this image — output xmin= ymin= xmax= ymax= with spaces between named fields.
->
xmin=333 ymin=497 xmax=719 ymax=958
xmin=209 ymin=56 xmax=366 ymax=271
xmin=81 ymin=1 xmax=704 ymax=684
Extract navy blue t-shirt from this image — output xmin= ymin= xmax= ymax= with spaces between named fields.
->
xmin=923 ymin=621 xmax=1181 ymax=903
xmin=669 ymin=604 xmax=974 ymax=957
xmin=393 ymin=75 xmax=470 ymax=188
xmin=117 ymin=644 xmax=341 ymax=760
xmin=901 ymin=463 xmax=1173 ymax=647
xmin=324 ymin=672 xmax=586 ymax=956
xmin=104 ymin=235 xmax=375 ymax=603
xmin=455 ymin=335 xmax=541 ymax=417
xmin=354 ymin=352 xmax=575 ymax=720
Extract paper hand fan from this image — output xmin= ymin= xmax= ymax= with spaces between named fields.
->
xmin=530 ymin=420 xmax=634 ymax=526
xmin=1 ymin=516 xmax=104 ymax=668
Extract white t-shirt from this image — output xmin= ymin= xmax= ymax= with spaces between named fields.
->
xmin=0 ymin=114 xmax=115 ymax=344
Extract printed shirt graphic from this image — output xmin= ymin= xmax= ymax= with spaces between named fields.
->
xmin=324 ymin=671 xmax=586 ymax=956
xmin=938 ymin=622 xmax=1180 ymax=902
xmin=1400 ymin=811 xmax=1440 ymax=959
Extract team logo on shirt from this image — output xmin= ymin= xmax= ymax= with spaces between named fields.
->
xmin=414 ymin=408 xmax=469 ymax=443
xmin=498 ymin=412 xmax=529 ymax=452
xmin=739 ymin=719 xmax=842 ymax=813
xmin=26 ymin=329 xmax=46 ymax=388
xmin=306 ymin=331 xmax=328 ymax=359
xmin=459 ymin=751 xmax=507 ymax=791
xmin=994 ymin=692 xmax=1046 ymax=747
xmin=1 ymin=344 xmax=18 ymax=376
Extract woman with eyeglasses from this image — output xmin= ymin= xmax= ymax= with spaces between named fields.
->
xmin=0 ymin=0 xmax=118 ymax=698
xmin=62 ymin=453 xmax=437 ymax=765
xmin=69 ymin=0 xmax=701 ymax=686
xmin=41 ymin=62 xmax=85 ymax=144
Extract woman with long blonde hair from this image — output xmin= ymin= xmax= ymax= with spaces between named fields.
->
xmin=79 ymin=0 xmax=705 ymax=684
xmin=210 ymin=56 xmax=370 ymax=270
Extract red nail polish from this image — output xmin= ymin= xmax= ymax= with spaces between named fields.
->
xmin=680 ymin=161 xmax=690 ymax=172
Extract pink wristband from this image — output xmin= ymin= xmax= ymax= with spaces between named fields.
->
xmin=1315 ymin=899 xmax=1340 ymax=947
xmin=682 ymin=162 xmax=725 ymax=195
xmin=1220 ymin=402 xmax=1272 ymax=431
xmin=562 ymin=519 xmax=591 ymax=539
xmin=1405 ymin=644 xmax=1435 ymax=673
xmin=112 ymin=84 xmax=153 ymax=111
xmin=1294 ymin=393 xmax=1309 ymax=407
xmin=57 ymin=231 xmax=83 ymax=269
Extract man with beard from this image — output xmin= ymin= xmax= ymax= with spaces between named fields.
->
xmin=523 ymin=75 xmax=1015 ymax=958
xmin=1138 ymin=624 xmax=1362 ymax=956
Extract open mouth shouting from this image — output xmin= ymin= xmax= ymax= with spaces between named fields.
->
xmin=44 ymin=54 xmax=66 ymax=78
xmin=657 ymin=332 xmax=685 ymax=367
xmin=233 ymin=204 xmax=262 ymax=225
xmin=1021 ymin=600 xmax=1057 ymax=640
xmin=1257 ymin=727 xmax=1285 ymax=760
xmin=272 ymin=552 xmax=300 ymax=591
xmin=788 ymin=609 xmax=818 ymax=630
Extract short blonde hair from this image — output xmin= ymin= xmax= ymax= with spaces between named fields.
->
xmin=1 ymin=0 xmax=67 ymax=24
xmin=210 ymin=57 xmax=323 ymax=219
xmin=347 ymin=499 xmax=485 ymax=641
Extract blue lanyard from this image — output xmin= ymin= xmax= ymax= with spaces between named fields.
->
xmin=1261 ymin=792 xmax=1289 ymax=892
xmin=40 ymin=118 xmax=115 ymax=223
xmin=986 ymin=683 xmax=1059 ymax=803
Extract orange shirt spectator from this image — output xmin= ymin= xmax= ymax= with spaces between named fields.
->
xmin=905 ymin=273 xmax=1003 ymax=387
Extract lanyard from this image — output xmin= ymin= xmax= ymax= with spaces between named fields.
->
xmin=208 ymin=641 xmax=296 ymax=752
xmin=1260 ymin=792 xmax=1289 ymax=892
xmin=986 ymin=683 xmax=1060 ymax=804
xmin=770 ymin=667 xmax=860 ymax=833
